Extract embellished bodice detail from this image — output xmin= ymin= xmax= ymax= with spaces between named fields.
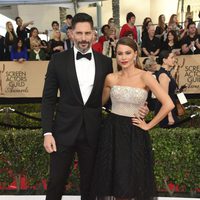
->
xmin=110 ymin=85 xmax=148 ymax=117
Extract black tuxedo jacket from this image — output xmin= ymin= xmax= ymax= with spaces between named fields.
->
xmin=41 ymin=48 xmax=113 ymax=147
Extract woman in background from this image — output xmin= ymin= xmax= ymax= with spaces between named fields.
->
xmin=155 ymin=14 xmax=168 ymax=39
xmin=141 ymin=20 xmax=153 ymax=41
xmin=29 ymin=40 xmax=46 ymax=61
xmin=26 ymin=27 xmax=41 ymax=54
xmin=108 ymin=18 xmax=119 ymax=39
xmin=5 ymin=21 xmax=17 ymax=60
xmin=161 ymin=30 xmax=180 ymax=55
xmin=143 ymin=57 xmax=159 ymax=111
xmin=48 ymin=30 xmax=64 ymax=57
xmin=168 ymin=14 xmax=182 ymax=37
xmin=142 ymin=17 xmax=152 ymax=33
xmin=11 ymin=38 xmax=28 ymax=62
xmin=102 ymin=28 xmax=117 ymax=58
xmin=155 ymin=50 xmax=179 ymax=127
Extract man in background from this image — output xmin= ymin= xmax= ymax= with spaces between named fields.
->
xmin=61 ymin=14 xmax=73 ymax=34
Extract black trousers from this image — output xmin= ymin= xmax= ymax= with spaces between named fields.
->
xmin=45 ymin=126 xmax=97 ymax=200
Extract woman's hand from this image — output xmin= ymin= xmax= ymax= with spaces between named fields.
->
xmin=168 ymin=114 xmax=175 ymax=125
xmin=18 ymin=58 xmax=25 ymax=63
xmin=138 ymin=102 xmax=149 ymax=119
xmin=58 ymin=46 xmax=64 ymax=51
xmin=132 ymin=116 xmax=150 ymax=131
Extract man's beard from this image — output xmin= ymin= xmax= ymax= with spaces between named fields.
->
xmin=77 ymin=41 xmax=90 ymax=53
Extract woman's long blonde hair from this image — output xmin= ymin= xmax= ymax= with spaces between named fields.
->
xmin=6 ymin=21 xmax=16 ymax=41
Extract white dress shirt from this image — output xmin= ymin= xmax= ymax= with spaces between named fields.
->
xmin=74 ymin=47 xmax=95 ymax=105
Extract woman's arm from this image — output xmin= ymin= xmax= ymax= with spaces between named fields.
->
xmin=151 ymin=48 xmax=160 ymax=56
xmin=158 ymin=73 xmax=175 ymax=124
xmin=142 ymin=47 xmax=150 ymax=56
xmin=133 ymin=72 xmax=174 ymax=130
xmin=102 ymin=74 xmax=113 ymax=106
xmin=21 ymin=21 xmax=34 ymax=30
xmin=181 ymin=43 xmax=192 ymax=54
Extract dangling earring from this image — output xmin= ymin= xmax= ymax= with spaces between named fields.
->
xmin=134 ymin=57 xmax=136 ymax=63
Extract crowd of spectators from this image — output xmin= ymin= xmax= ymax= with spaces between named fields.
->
xmin=0 ymin=10 xmax=199 ymax=127
xmin=0 ymin=11 xmax=200 ymax=62
xmin=0 ymin=14 xmax=72 ymax=62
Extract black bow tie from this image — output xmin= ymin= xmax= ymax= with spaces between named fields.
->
xmin=76 ymin=51 xmax=92 ymax=60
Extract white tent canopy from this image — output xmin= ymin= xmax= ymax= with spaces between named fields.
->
xmin=0 ymin=0 xmax=102 ymax=6
xmin=0 ymin=0 xmax=106 ymax=37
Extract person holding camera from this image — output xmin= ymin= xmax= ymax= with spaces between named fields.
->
xmin=102 ymin=28 xmax=117 ymax=58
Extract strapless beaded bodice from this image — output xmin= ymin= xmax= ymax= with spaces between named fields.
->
xmin=110 ymin=85 xmax=148 ymax=117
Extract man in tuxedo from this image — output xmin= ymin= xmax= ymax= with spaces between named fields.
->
xmin=41 ymin=13 xmax=113 ymax=200
xmin=42 ymin=12 xmax=148 ymax=200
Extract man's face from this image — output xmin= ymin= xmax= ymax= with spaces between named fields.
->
xmin=66 ymin=18 xmax=72 ymax=26
xmin=103 ymin=26 xmax=110 ymax=36
xmin=188 ymin=24 xmax=196 ymax=35
xmin=148 ymin=26 xmax=155 ymax=37
xmin=72 ymin=22 xmax=94 ymax=53
xmin=67 ymin=29 xmax=73 ymax=40
xmin=52 ymin=23 xmax=59 ymax=31
xmin=32 ymin=29 xmax=38 ymax=37
xmin=16 ymin=18 xmax=22 ymax=26
xmin=130 ymin=17 xmax=136 ymax=25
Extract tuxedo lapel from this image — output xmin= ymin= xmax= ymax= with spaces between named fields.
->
xmin=66 ymin=49 xmax=84 ymax=104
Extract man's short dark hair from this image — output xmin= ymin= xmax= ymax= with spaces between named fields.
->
xmin=187 ymin=21 xmax=195 ymax=29
xmin=51 ymin=21 xmax=59 ymax=27
xmin=126 ymin=12 xmax=135 ymax=23
xmin=15 ymin=16 xmax=20 ymax=22
xmin=72 ymin=13 xmax=93 ymax=29
xmin=101 ymin=24 xmax=110 ymax=34
xmin=124 ymin=30 xmax=133 ymax=37
xmin=66 ymin=14 xmax=73 ymax=19
xmin=66 ymin=26 xmax=72 ymax=31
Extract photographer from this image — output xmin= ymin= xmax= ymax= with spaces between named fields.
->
xmin=102 ymin=28 xmax=117 ymax=58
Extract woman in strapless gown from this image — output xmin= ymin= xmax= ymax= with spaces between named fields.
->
xmin=92 ymin=37 xmax=174 ymax=200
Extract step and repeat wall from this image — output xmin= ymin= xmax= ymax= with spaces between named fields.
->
xmin=0 ymin=61 xmax=48 ymax=98
xmin=0 ymin=55 xmax=199 ymax=99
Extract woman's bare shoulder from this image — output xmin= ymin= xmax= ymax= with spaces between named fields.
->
xmin=105 ymin=71 xmax=120 ymax=86
xmin=106 ymin=71 xmax=121 ymax=79
xmin=140 ymin=70 xmax=158 ymax=86
xmin=138 ymin=70 xmax=151 ymax=80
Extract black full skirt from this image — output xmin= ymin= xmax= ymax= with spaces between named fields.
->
xmin=92 ymin=113 xmax=156 ymax=200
